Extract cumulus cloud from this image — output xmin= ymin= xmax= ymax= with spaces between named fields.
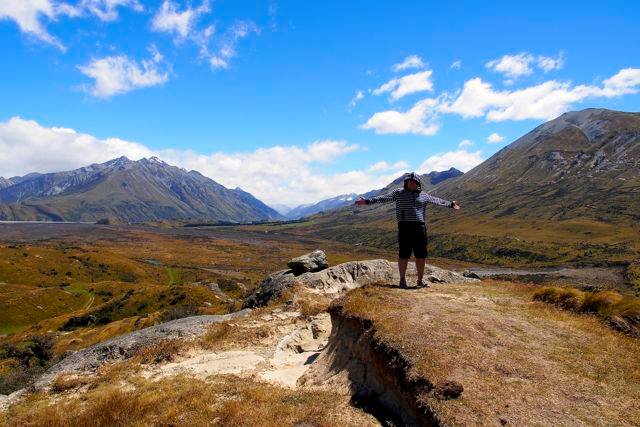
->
xmin=392 ymin=55 xmax=425 ymax=72
xmin=0 ymin=117 xmax=401 ymax=206
xmin=0 ymin=117 xmax=153 ymax=178
xmin=372 ymin=70 xmax=434 ymax=101
xmin=362 ymin=67 xmax=640 ymax=135
xmin=78 ymin=47 xmax=169 ymax=98
xmin=0 ymin=0 xmax=80 ymax=50
xmin=417 ymin=149 xmax=483 ymax=173
xmin=151 ymin=0 xmax=210 ymax=39
xmin=486 ymin=52 xmax=566 ymax=82
xmin=443 ymin=68 xmax=640 ymax=121
xmin=486 ymin=53 xmax=535 ymax=79
xmin=360 ymin=98 xmax=441 ymax=136
xmin=487 ymin=133 xmax=504 ymax=143
xmin=0 ymin=0 xmax=144 ymax=49
xmin=458 ymin=139 xmax=473 ymax=148
xmin=368 ymin=160 xmax=409 ymax=172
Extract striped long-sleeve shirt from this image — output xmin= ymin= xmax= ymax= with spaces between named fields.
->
xmin=365 ymin=189 xmax=453 ymax=223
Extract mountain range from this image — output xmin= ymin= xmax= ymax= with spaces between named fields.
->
xmin=0 ymin=157 xmax=283 ymax=223
xmin=285 ymin=167 xmax=463 ymax=219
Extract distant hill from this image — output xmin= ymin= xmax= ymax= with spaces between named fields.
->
xmin=286 ymin=168 xmax=463 ymax=219
xmin=0 ymin=157 xmax=284 ymax=223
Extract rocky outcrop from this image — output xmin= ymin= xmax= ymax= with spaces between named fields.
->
xmin=287 ymin=250 xmax=329 ymax=275
xmin=35 ymin=310 xmax=251 ymax=389
xmin=244 ymin=258 xmax=475 ymax=308
xmin=244 ymin=259 xmax=397 ymax=307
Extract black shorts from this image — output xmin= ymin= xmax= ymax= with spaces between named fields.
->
xmin=398 ymin=221 xmax=428 ymax=259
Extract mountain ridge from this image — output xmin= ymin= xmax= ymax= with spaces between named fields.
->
xmin=0 ymin=157 xmax=283 ymax=223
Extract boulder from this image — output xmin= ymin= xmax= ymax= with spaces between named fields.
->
xmin=287 ymin=250 xmax=329 ymax=275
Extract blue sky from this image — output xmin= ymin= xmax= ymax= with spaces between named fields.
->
xmin=1 ymin=0 xmax=639 ymax=206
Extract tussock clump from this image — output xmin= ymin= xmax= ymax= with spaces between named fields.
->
xmin=533 ymin=287 xmax=640 ymax=337
xmin=51 ymin=373 xmax=92 ymax=393
xmin=135 ymin=339 xmax=186 ymax=364
xmin=200 ymin=322 xmax=272 ymax=350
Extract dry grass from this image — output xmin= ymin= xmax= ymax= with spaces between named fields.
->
xmin=533 ymin=286 xmax=640 ymax=336
xmin=134 ymin=339 xmax=187 ymax=365
xmin=200 ymin=322 xmax=273 ymax=351
xmin=334 ymin=280 xmax=640 ymax=426
xmin=50 ymin=373 xmax=92 ymax=393
xmin=0 ymin=374 xmax=375 ymax=427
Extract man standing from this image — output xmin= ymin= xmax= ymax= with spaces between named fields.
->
xmin=355 ymin=172 xmax=460 ymax=288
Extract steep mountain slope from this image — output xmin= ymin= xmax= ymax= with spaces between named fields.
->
xmin=0 ymin=157 xmax=283 ymax=223
xmin=286 ymin=168 xmax=463 ymax=219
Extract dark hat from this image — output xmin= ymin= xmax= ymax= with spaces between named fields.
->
xmin=403 ymin=172 xmax=422 ymax=191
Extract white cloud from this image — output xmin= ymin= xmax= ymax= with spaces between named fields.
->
xmin=417 ymin=149 xmax=483 ymax=173
xmin=368 ymin=160 xmax=409 ymax=172
xmin=361 ymin=98 xmax=441 ymax=136
xmin=372 ymin=70 xmax=434 ymax=101
xmin=348 ymin=90 xmax=364 ymax=110
xmin=487 ymin=133 xmax=504 ymax=144
xmin=450 ymin=60 xmax=462 ymax=70
xmin=487 ymin=52 xmax=566 ymax=81
xmin=0 ymin=0 xmax=80 ymax=50
xmin=458 ymin=139 xmax=473 ymax=148
xmin=601 ymin=68 xmax=640 ymax=96
xmin=0 ymin=117 xmax=153 ymax=178
xmin=207 ymin=20 xmax=259 ymax=70
xmin=78 ymin=47 xmax=169 ymax=98
xmin=537 ymin=53 xmax=564 ymax=72
xmin=442 ymin=68 xmax=640 ymax=122
xmin=392 ymin=55 xmax=425 ymax=72
xmin=486 ymin=53 xmax=535 ymax=79
xmin=0 ymin=117 xmax=398 ymax=206
xmin=151 ymin=0 xmax=210 ymax=39
xmin=79 ymin=0 xmax=142 ymax=21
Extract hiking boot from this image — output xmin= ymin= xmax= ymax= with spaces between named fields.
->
xmin=417 ymin=280 xmax=430 ymax=288
xmin=399 ymin=279 xmax=408 ymax=288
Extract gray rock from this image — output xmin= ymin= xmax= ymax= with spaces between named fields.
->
xmin=245 ymin=259 xmax=396 ymax=307
xmin=34 ymin=310 xmax=251 ymax=389
xmin=287 ymin=250 xmax=328 ymax=275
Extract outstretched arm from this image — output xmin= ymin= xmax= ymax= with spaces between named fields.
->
xmin=355 ymin=189 xmax=399 ymax=205
xmin=424 ymin=194 xmax=461 ymax=209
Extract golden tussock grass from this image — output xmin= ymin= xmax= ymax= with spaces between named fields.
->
xmin=133 ymin=339 xmax=187 ymax=365
xmin=200 ymin=322 xmax=272 ymax=351
xmin=1 ymin=375 xmax=372 ymax=427
xmin=50 ymin=373 xmax=93 ymax=393
xmin=533 ymin=286 xmax=640 ymax=336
